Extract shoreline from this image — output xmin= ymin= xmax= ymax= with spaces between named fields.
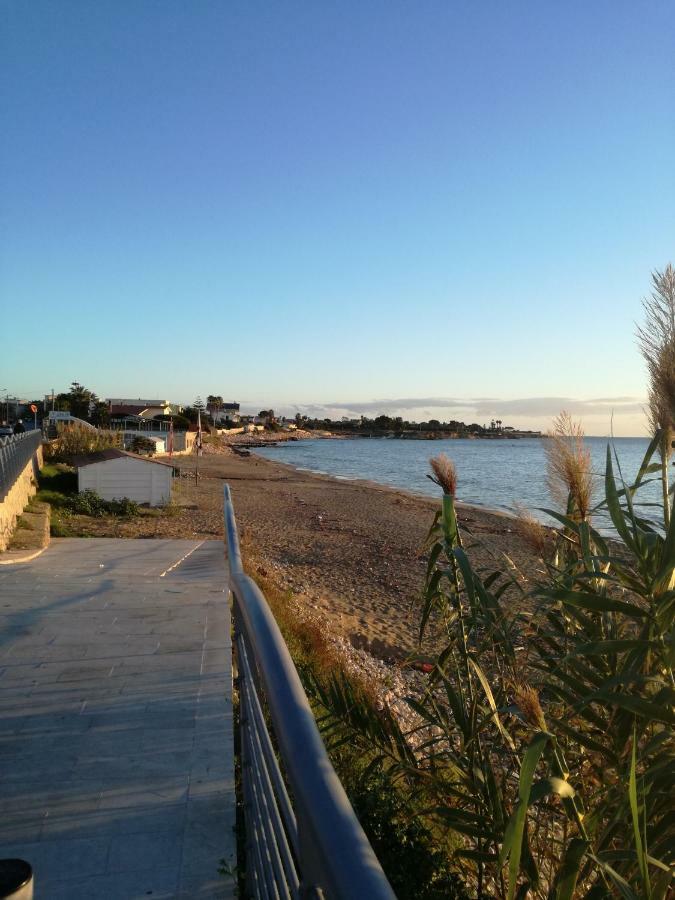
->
xmin=248 ymin=450 xmax=523 ymax=524
xmin=178 ymin=448 xmax=542 ymax=659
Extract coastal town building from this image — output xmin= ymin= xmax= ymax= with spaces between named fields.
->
xmin=207 ymin=401 xmax=240 ymax=425
xmin=106 ymin=399 xmax=179 ymax=418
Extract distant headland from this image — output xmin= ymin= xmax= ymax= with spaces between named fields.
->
xmin=297 ymin=414 xmax=542 ymax=440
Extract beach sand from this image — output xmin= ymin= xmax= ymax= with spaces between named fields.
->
xmin=72 ymin=444 xmax=542 ymax=660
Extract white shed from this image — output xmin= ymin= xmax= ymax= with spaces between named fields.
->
xmin=72 ymin=449 xmax=174 ymax=507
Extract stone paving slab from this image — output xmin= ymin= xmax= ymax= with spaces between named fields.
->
xmin=0 ymin=538 xmax=235 ymax=899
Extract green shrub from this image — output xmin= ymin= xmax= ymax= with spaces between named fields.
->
xmin=62 ymin=490 xmax=139 ymax=517
xmin=38 ymin=464 xmax=77 ymax=495
xmin=50 ymin=516 xmax=71 ymax=537
xmin=391 ymin=436 xmax=672 ymax=898
xmin=130 ymin=435 xmax=156 ymax=456
xmin=332 ymin=745 xmax=469 ymax=899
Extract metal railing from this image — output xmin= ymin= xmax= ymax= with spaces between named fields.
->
xmin=223 ymin=485 xmax=396 ymax=900
xmin=0 ymin=432 xmax=42 ymax=502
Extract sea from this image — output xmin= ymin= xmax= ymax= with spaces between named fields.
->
xmin=253 ymin=436 xmax=659 ymax=532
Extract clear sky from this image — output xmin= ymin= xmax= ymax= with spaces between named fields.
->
xmin=2 ymin=1 xmax=673 ymax=435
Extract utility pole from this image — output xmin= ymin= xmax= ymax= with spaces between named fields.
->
xmin=195 ymin=408 xmax=203 ymax=485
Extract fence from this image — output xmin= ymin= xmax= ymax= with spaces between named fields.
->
xmin=0 ymin=432 xmax=42 ymax=503
xmin=223 ymin=485 xmax=395 ymax=900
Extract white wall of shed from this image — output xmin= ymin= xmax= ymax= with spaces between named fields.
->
xmin=77 ymin=456 xmax=171 ymax=506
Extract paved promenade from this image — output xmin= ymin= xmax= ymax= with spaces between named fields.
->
xmin=0 ymin=538 xmax=235 ymax=899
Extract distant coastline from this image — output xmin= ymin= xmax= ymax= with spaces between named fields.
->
xmin=332 ymin=428 xmax=544 ymax=440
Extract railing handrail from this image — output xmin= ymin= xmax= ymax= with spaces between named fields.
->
xmin=224 ymin=484 xmax=396 ymax=899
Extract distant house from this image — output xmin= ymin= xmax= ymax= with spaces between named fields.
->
xmin=254 ymin=410 xmax=276 ymax=426
xmin=71 ymin=449 xmax=174 ymax=506
xmin=208 ymin=402 xmax=240 ymax=425
xmin=107 ymin=399 xmax=177 ymax=418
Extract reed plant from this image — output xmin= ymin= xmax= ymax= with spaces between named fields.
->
xmin=637 ymin=263 xmax=675 ymax=528
xmin=417 ymin=428 xmax=674 ymax=897
xmin=300 ymin=429 xmax=674 ymax=898
xmin=46 ymin=423 xmax=121 ymax=459
xmin=255 ymin=269 xmax=674 ymax=897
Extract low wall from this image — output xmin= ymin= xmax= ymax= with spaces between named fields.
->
xmin=157 ymin=431 xmax=197 ymax=457
xmin=0 ymin=445 xmax=43 ymax=552
xmin=216 ymin=425 xmax=265 ymax=435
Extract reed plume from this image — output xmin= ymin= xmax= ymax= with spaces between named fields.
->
xmin=512 ymin=682 xmax=547 ymax=731
xmin=636 ymin=263 xmax=675 ymax=525
xmin=514 ymin=502 xmax=553 ymax=561
xmin=428 ymin=453 xmax=457 ymax=497
xmin=545 ymin=412 xmax=594 ymax=522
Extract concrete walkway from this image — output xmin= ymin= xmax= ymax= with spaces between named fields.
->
xmin=0 ymin=538 xmax=235 ymax=899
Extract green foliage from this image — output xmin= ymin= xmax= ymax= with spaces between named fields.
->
xmin=130 ymin=435 xmax=156 ymax=456
xmin=49 ymin=517 xmax=71 ymax=537
xmin=15 ymin=516 xmax=34 ymax=530
xmin=37 ymin=467 xmax=139 ymax=519
xmin=153 ymin=413 xmax=190 ymax=430
xmin=182 ymin=406 xmax=200 ymax=424
xmin=58 ymin=490 xmax=139 ymax=518
xmin=413 ymin=437 xmax=673 ymax=897
xmin=335 ymin=753 xmax=469 ymax=900
xmin=89 ymin=400 xmax=110 ymax=427
xmin=37 ymin=463 xmax=78 ymax=494
xmin=298 ymin=434 xmax=674 ymax=898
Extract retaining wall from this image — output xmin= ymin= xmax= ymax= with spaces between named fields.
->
xmin=0 ymin=445 xmax=44 ymax=552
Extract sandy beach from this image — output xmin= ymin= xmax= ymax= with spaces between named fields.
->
xmin=66 ymin=441 xmax=542 ymax=660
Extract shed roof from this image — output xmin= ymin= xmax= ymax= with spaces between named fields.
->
xmin=70 ymin=449 xmax=175 ymax=469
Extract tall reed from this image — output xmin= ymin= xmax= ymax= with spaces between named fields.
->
xmin=47 ymin=423 xmax=122 ymax=458
xmin=308 ymin=433 xmax=674 ymax=898
xmin=637 ymin=263 xmax=675 ymax=528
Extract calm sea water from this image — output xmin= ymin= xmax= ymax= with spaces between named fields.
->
xmin=254 ymin=436 xmax=657 ymax=529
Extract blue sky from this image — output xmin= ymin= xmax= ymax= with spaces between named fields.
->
xmin=2 ymin=1 xmax=673 ymax=434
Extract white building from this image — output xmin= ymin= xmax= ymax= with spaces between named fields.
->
xmin=208 ymin=402 xmax=241 ymax=425
xmin=107 ymin=399 xmax=178 ymax=418
xmin=72 ymin=449 xmax=174 ymax=506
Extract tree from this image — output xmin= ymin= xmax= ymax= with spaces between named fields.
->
xmin=54 ymin=382 xmax=95 ymax=419
xmin=182 ymin=407 xmax=199 ymax=425
xmin=90 ymin=398 xmax=110 ymax=427
xmin=154 ymin=413 xmax=190 ymax=430
xmin=206 ymin=395 xmax=223 ymax=410
xmin=53 ymin=393 xmax=71 ymax=412
xmin=130 ymin=435 xmax=156 ymax=456
xmin=194 ymin=397 xmax=205 ymax=411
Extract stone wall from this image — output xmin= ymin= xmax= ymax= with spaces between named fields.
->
xmin=0 ymin=445 xmax=43 ymax=552
xmin=157 ymin=432 xmax=197 ymax=456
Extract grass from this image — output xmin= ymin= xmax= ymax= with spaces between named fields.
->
xmin=15 ymin=516 xmax=34 ymax=530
